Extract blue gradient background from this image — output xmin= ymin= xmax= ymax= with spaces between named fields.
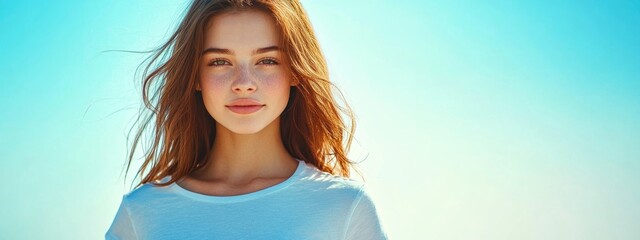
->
xmin=1 ymin=1 xmax=638 ymax=239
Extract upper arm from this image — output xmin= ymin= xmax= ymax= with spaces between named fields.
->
xmin=343 ymin=185 xmax=388 ymax=240
xmin=105 ymin=195 xmax=138 ymax=240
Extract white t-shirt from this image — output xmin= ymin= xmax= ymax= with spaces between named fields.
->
xmin=105 ymin=159 xmax=388 ymax=239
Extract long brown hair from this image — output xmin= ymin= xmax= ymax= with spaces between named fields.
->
xmin=125 ymin=0 xmax=358 ymax=188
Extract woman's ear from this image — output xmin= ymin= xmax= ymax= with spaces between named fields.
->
xmin=195 ymin=82 xmax=201 ymax=91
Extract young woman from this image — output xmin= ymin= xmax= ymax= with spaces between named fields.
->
xmin=106 ymin=0 xmax=388 ymax=239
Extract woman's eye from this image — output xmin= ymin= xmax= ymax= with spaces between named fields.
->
xmin=258 ymin=58 xmax=279 ymax=65
xmin=208 ymin=59 xmax=230 ymax=66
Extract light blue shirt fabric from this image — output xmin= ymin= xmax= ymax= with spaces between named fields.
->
xmin=105 ymin=159 xmax=388 ymax=239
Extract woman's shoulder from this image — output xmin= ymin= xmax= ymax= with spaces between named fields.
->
xmin=120 ymin=176 xmax=176 ymax=205
xmin=294 ymin=162 xmax=381 ymax=218
xmin=297 ymin=161 xmax=368 ymax=196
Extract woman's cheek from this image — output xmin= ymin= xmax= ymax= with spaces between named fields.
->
xmin=202 ymin=70 xmax=233 ymax=89
xmin=258 ymin=70 xmax=290 ymax=88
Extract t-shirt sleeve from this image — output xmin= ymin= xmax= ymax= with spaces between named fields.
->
xmin=344 ymin=185 xmax=389 ymax=240
xmin=105 ymin=195 xmax=138 ymax=240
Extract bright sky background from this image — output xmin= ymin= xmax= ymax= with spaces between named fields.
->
xmin=1 ymin=0 xmax=639 ymax=239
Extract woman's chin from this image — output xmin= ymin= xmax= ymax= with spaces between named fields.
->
xmin=215 ymin=115 xmax=281 ymax=136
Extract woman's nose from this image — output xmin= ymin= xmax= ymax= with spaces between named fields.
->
xmin=231 ymin=67 xmax=257 ymax=93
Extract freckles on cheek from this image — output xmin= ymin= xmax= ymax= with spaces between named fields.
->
xmin=259 ymin=72 xmax=289 ymax=88
xmin=202 ymin=71 xmax=233 ymax=87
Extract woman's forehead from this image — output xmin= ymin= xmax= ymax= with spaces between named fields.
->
xmin=203 ymin=9 xmax=281 ymax=53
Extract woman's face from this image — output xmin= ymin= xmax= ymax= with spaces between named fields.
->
xmin=198 ymin=9 xmax=294 ymax=135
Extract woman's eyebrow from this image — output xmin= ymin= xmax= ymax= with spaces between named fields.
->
xmin=254 ymin=46 xmax=280 ymax=54
xmin=201 ymin=46 xmax=280 ymax=56
xmin=202 ymin=47 xmax=232 ymax=55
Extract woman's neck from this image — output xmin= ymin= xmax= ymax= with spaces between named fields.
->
xmin=191 ymin=118 xmax=297 ymax=185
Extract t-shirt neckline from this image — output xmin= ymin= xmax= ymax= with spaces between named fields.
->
xmin=168 ymin=159 xmax=307 ymax=203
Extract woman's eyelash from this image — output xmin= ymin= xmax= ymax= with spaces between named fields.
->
xmin=207 ymin=58 xmax=230 ymax=66
xmin=258 ymin=57 xmax=279 ymax=65
xmin=207 ymin=57 xmax=279 ymax=67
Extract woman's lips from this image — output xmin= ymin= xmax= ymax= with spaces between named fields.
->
xmin=226 ymin=105 xmax=264 ymax=114
xmin=226 ymin=99 xmax=265 ymax=114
